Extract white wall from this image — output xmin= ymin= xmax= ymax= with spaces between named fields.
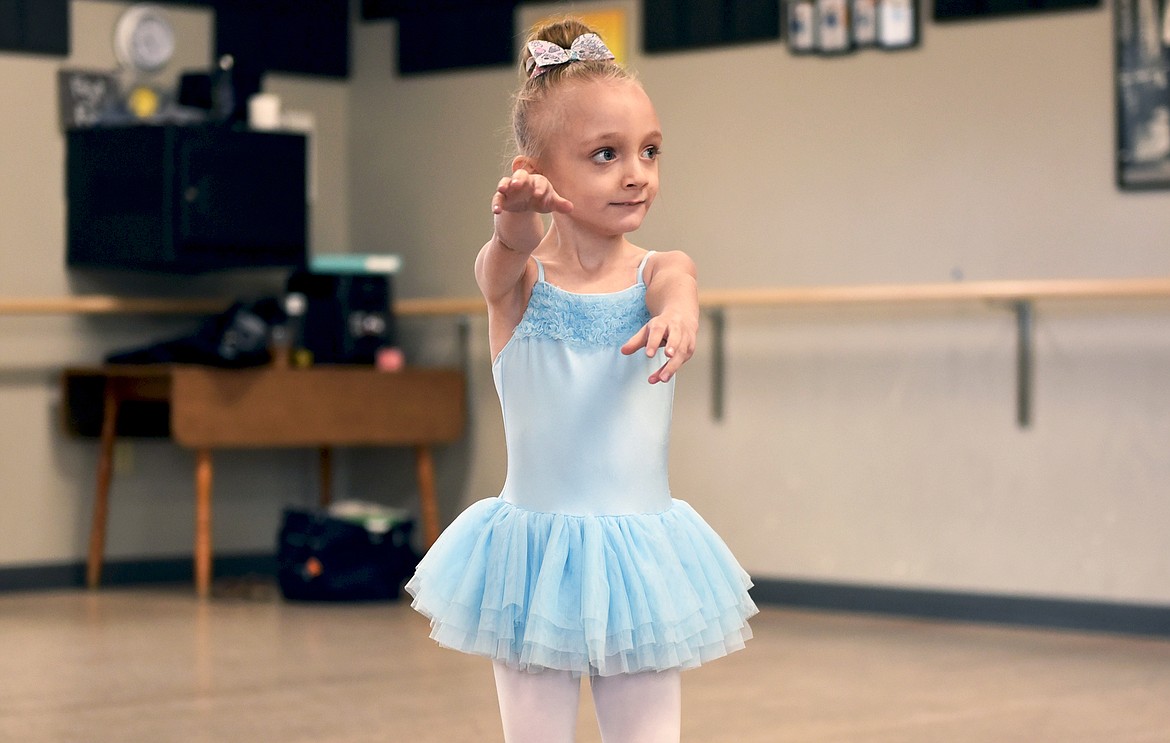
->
xmin=348 ymin=1 xmax=1170 ymax=605
xmin=0 ymin=1 xmax=349 ymax=568
xmin=3 ymin=0 xmax=1169 ymax=608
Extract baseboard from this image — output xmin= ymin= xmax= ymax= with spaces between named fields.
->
xmin=4 ymin=560 xmax=1168 ymax=638
xmin=752 ymin=578 xmax=1170 ymax=637
xmin=0 ymin=553 xmax=275 ymax=592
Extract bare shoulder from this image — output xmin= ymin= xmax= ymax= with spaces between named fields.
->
xmin=643 ymin=249 xmax=697 ymax=284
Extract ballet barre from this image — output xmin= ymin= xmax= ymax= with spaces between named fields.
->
xmin=697 ymin=277 xmax=1170 ymax=427
xmin=7 ymin=275 xmax=1170 ymax=427
xmin=8 ymin=277 xmax=1170 ymax=316
xmin=0 ymin=295 xmax=491 ymax=316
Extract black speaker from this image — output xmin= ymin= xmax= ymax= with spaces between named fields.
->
xmin=286 ymin=272 xmax=397 ymax=364
xmin=67 ymin=124 xmax=307 ymax=273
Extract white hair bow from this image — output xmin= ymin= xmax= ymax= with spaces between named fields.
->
xmin=525 ymin=33 xmax=616 ymax=77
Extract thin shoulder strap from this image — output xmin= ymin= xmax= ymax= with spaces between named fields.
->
xmin=636 ymin=251 xmax=657 ymax=284
xmin=531 ymin=256 xmax=545 ymax=282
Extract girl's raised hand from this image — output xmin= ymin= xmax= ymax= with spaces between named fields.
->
xmin=492 ymin=169 xmax=573 ymax=216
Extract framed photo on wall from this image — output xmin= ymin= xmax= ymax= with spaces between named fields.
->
xmin=57 ymin=69 xmax=118 ymax=130
xmin=1115 ymin=0 xmax=1170 ymax=189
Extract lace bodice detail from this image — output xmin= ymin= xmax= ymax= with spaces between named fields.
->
xmin=491 ymin=252 xmax=670 ymax=517
xmin=513 ymin=281 xmax=651 ymax=348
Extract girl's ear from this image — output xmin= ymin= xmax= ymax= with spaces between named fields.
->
xmin=512 ymin=154 xmax=538 ymax=175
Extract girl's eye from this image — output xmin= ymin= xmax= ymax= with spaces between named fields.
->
xmin=591 ymin=148 xmax=617 ymax=164
xmin=642 ymin=145 xmax=660 ymax=160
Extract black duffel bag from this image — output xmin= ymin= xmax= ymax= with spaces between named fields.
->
xmin=277 ymin=507 xmax=418 ymax=602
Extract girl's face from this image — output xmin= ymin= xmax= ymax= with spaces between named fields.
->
xmin=529 ymin=79 xmax=662 ymax=239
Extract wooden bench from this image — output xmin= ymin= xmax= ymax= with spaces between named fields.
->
xmin=62 ymin=365 xmax=466 ymax=597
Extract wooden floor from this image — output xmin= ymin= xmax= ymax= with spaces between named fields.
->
xmin=2 ymin=585 xmax=1169 ymax=742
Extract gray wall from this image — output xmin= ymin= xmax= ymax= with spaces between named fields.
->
xmin=2 ymin=1 xmax=1169 ymax=607
xmin=348 ymin=1 xmax=1170 ymax=605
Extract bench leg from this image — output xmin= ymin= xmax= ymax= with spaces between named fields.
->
xmin=86 ymin=385 xmax=119 ymax=589
xmin=194 ymin=448 xmax=214 ymax=598
xmin=414 ymin=445 xmax=440 ymax=548
xmin=318 ymin=446 xmax=333 ymax=508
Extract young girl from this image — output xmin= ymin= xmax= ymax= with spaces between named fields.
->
xmin=405 ymin=18 xmax=757 ymax=743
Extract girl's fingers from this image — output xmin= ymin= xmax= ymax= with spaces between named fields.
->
xmin=494 ymin=171 xmax=571 ymax=215
xmin=491 ymin=176 xmax=512 ymax=213
xmin=621 ymin=326 xmax=649 ymax=356
xmin=643 ymin=321 xmax=668 ymax=357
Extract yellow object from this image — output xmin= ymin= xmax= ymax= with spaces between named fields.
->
xmin=577 ymin=10 xmax=627 ymax=65
xmin=534 ymin=8 xmax=628 ymax=65
xmin=292 ymin=348 xmax=314 ymax=368
xmin=127 ymin=86 xmax=160 ymax=118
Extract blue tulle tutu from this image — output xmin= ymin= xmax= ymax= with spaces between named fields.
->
xmin=405 ymin=497 xmax=757 ymax=677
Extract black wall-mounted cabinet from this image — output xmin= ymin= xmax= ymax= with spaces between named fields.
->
xmin=67 ymin=125 xmax=307 ymax=274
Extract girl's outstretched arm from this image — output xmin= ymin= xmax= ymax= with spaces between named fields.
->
xmin=476 ymin=168 xmax=573 ymax=359
xmin=475 ymin=168 xmax=572 ymax=303
xmin=621 ymin=251 xmax=699 ymax=384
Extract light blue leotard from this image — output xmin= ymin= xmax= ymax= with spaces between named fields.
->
xmin=406 ymin=252 xmax=756 ymax=677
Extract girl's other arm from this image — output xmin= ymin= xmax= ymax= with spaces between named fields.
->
xmin=621 ymin=251 xmax=699 ymax=384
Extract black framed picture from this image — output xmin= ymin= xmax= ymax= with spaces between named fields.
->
xmin=644 ymin=0 xmax=780 ymax=53
xmin=934 ymin=0 xmax=1098 ymax=21
xmin=1115 ymin=0 xmax=1170 ymax=189
xmin=57 ymin=69 xmax=119 ymax=130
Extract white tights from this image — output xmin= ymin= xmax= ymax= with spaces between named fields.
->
xmin=492 ymin=662 xmax=681 ymax=743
